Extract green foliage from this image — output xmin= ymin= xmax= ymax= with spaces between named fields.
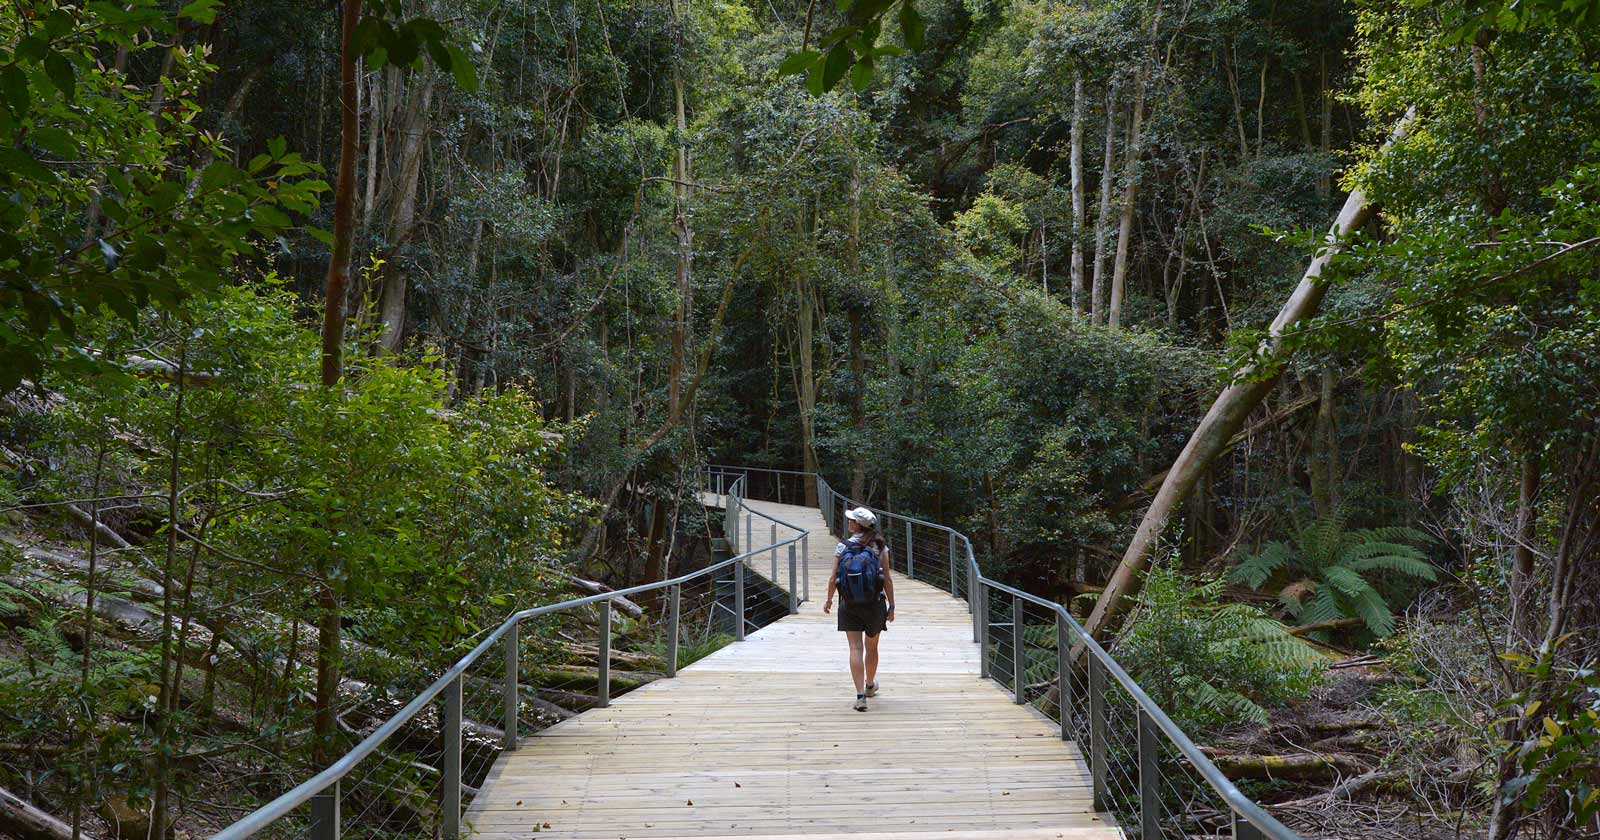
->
xmin=1232 ymin=512 xmax=1435 ymax=637
xmin=352 ymin=3 xmax=478 ymax=92
xmin=778 ymin=0 xmax=924 ymax=94
xmin=1115 ymin=567 xmax=1324 ymax=731
xmin=0 ymin=1 xmax=329 ymax=391
xmin=1498 ymin=643 xmax=1600 ymax=829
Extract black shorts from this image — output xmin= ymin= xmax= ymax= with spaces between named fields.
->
xmin=837 ymin=598 xmax=888 ymax=637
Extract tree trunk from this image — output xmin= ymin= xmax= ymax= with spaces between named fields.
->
xmin=321 ymin=0 xmax=362 ymax=386
xmin=362 ymin=64 xmax=381 ymax=227
xmin=642 ymin=500 xmax=668 ymax=584
xmin=376 ymin=78 xmax=436 ymax=354
xmin=150 ymin=347 xmax=187 ymax=839
xmin=848 ymin=160 xmax=867 ymax=499
xmin=1107 ymin=67 xmax=1148 ymax=329
xmin=1224 ymin=39 xmax=1250 ymax=160
xmin=795 ymin=278 xmax=821 ymax=504
xmin=1310 ymin=367 xmax=1338 ymax=515
xmin=1510 ymin=452 xmax=1541 ymax=647
xmin=1079 ymin=111 xmax=1416 ymax=645
xmin=0 ymin=786 xmax=90 ymax=840
xmin=1090 ymin=81 xmax=1118 ymax=325
xmin=667 ymin=0 xmax=694 ymax=422
xmin=1069 ymin=72 xmax=1087 ymax=318
xmin=314 ymin=0 xmax=363 ymax=778
xmin=848 ymin=309 xmax=866 ymax=499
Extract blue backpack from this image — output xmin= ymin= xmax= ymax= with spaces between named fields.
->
xmin=836 ymin=541 xmax=885 ymax=606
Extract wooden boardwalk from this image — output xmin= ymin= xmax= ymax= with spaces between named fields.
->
xmin=465 ymin=498 xmax=1118 ymax=839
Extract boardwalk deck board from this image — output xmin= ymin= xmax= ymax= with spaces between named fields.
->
xmin=464 ymin=498 xmax=1119 ymax=840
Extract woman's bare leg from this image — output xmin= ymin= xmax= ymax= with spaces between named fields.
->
xmin=846 ymin=631 xmax=866 ymax=693
xmin=864 ymin=632 xmax=881 ymax=687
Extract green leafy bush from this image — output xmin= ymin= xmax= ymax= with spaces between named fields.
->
xmin=1115 ymin=568 xmax=1324 ymax=730
xmin=1232 ymin=512 xmax=1435 ymax=637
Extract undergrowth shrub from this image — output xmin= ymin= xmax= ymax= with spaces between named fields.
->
xmin=1114 ymin=567 xmax=1325 ymax=732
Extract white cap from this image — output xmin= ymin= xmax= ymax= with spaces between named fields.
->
xmin=845 ymin=507 xmax=878 ymax=528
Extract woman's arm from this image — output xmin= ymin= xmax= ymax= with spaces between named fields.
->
xmin=881 ymin=556 xmax=896 ymax=622
xmin=824 ymin=546 xmax=839 ymax=613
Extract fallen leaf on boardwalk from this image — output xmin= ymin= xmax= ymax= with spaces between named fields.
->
xmin=687 ymin=800 xmax=694 ymax=806
xmin=734 ymin=782 xmax=742 ymax=787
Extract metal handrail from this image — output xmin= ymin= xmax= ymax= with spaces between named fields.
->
xmin=783 ymin=468 xmax=1295 ymax=840
xmin=214 ymin=470 xmax=804 ymax=839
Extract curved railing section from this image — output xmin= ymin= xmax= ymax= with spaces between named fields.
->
xmin=215 ymin=472 xmax=808 ymax=839
xmin=714 ymin=464 xmax=1300 ymax=840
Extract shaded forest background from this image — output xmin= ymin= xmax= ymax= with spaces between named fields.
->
xmin=1 ymin=0 xmax=1598 ymax=837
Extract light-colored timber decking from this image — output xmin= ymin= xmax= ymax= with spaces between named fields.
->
xmin=464 ymin=498 xmax=1119 ymax=840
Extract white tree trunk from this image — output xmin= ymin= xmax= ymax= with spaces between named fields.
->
xmin=1069 ymin=72 xmax=1087 ymax=318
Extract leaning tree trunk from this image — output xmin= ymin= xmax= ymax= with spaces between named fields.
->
xmin=1 ymin=786 xmax=93 ymax=840
xmin=1080 ymin=111 xmax=1417 ymax=645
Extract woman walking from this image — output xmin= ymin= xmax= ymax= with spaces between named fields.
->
xmin=824 ymin=506 xmax=896 ymax=711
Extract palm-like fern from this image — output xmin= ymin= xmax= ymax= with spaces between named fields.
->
xmin=1232 ymin=513 xmax=1435 ymax=637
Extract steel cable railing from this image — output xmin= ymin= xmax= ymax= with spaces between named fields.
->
xmin=700 ymin=466 xmax=1301 ymax=840
xmin=214 ymin=472 xmax=804 ymax=839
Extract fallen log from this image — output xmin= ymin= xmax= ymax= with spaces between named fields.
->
xmin=64 ymin=503 xmax=136 ymax=549
xmin=0 ymin=785 xmax=97 ymax=840
xmin=570 ymin=577 xmax=644 ymax=617
xmin=1204 ymin=750 xmax=1370 ymax=782
xmin=555 ymin=640 xmax=663 ymax=670
xmin=1287 ymin=617 xmax=1365 ymax=637
xmin=1268 ymin=769 xmax=1406 ymax=809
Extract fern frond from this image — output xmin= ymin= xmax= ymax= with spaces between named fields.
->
xmin=1362 ymin=525 xmax=1432 ymax=546
xmin=1232 ymin=542 xmax=1292 ymax=589
xmin=1350 ymin=585 xmax=1397 ymax=636
xmin=1177 ymin=674 xmax=1269 ymax=724
xmin=1300 ymin=586 xmax=1343 ymax=625
xmin=1346 ymin=552 xmax=1438 ymax=582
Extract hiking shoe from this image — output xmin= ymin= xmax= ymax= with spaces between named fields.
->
xmin=853 ymin=694 xmax=868 ymax=712
xmin=865 ymin=681 xmax=879 ymax=697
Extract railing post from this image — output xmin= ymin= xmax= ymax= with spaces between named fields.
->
xmin=1089 ymin=655 xmax=1108 ymax=813
xmin=442 ymin=674 xmax=462 ymax=838
xmin=667 ymin=583 xmax=681 ymax=678
xmin=745 ymin=510 xmax=752 ymax=554
xmin=503 ymin=620 xmax=519 ymax=751
xmin=770 ymin=522 xmax=778 ymax=579
xmin=1056 ymin=612 xmax=1071 ymax=742
xmin=1139 ymin=709 xmax=1160 ymax=840
xmin=597 ymin=599 xmax=612 ymax=708
xmin=1013 ymin=594 xmax=1026 ymax=704
xmin=734 ymin=559 xmax=746 ymax=641
xmin=978 ymin=582 xmax=990 ymax=679
xmin=970 ymin=559 xmax=980 ymax=640
xmin=905 ymin=520 xmax=914 ymax=579
xmin=1233 ymin=812 xmax=1266 ymax=840
xmin=788 ymin=543 xmax=798 ymax=614
xmin=309 ymin=781 xmax=339 ymax=840
xmin=949 ymin=531 xmax=958 ymax=596
xmin=801 ymin=532 xmax=810 ymax=603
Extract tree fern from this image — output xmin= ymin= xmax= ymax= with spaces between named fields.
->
xmin=1231 ymin=512 xmax=1435 ymax=637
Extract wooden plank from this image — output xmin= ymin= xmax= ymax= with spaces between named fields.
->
xmin=463 ymin=497 xmax=1112 ymax=839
